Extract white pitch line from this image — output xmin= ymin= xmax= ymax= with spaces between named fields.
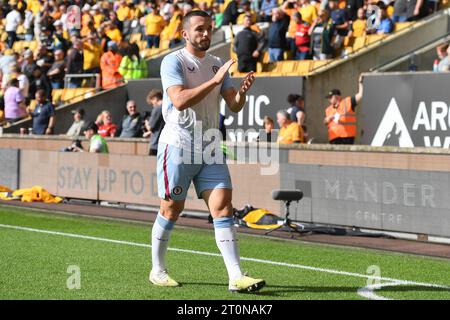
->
xmin=1 ymin=223 xmax=450 ymax=296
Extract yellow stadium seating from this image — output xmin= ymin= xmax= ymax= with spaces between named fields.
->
xmin=279 ymin=60 xmax=298 ymax=74
xmin=297 ymin=60 xmax=312 ymax=74
xmin=366 ymin=34 xmax=386 ymax=45
xmin=352 ymin=36 xmax=366 ymax=51
xmin=129 ymin=33 xmax=142 ymax=43
xmin=394 ymin=22 xmax=413 ymax=32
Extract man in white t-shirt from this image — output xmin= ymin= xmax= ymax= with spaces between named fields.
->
xmin=5 ymin=5 xmax=22 ymax=49
xmin=150 ymin=10 xmax=265 ymax=293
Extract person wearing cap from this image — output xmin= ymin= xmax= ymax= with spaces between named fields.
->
xmin=82 ymin=121 xmax=109 ymax=153
xmin=27 ymin=88 xmax=55 ymax=135
xmin=323 ymin=75 xmax=364 ymax=144
xmin=276 ymin=109 xmax=304 ymax=144
xmin=100 ymin=41 xmax=123 ymax=89
xmin=66 ymin=108 xmax=86 ymax=137
xmin=50 ymin=20 xmax=70 ymax=52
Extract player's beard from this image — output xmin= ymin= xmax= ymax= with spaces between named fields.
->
xmin=191 ymin=38 xmax=211 ymax=52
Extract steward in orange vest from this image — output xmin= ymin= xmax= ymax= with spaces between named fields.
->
xmin=100 ymin=41 xmax=123 ymax=89
xmin=323 ymin=78 xmax=364 ymax=144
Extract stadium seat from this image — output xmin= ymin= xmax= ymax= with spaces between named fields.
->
xmin=297 ymin=60 xmax=312 ymax=75
xmin=129 ymin=33 xmax=142 ymax=43
xmin=279 ymin=61 xmax=298 ymax=74
xmin=366 ymin=34 xmax=386 ymax=45
xmin=352 ymin=36 xmax=366 ymax=51
xmin=137 ymin=40 xmax=147 ymax=51
xmin=394 ymin=22 xmax=413 ymax=32
xmin=310 ymin=60 xmax=331 ymax=72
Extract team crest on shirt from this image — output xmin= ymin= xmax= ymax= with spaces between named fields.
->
xmin=172 ymin=186 xmax=183 ymax=196
xmin=212 ymin=66 xmax=219 ymax=74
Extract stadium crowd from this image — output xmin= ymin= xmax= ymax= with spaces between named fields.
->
xmin=0 ymin=0 xmax=443 ymax=145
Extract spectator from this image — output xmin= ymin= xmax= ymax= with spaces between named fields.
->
xmin=35 ymin=44 xmax=54 ymax=75
xmin=5 ymin=4 xmax=22 ymax=48
xmin=346 ymin=0 xmax=365 ymax=21
xmin=0 ymin=49 xmax=17 ymax=80
xmin=51 ymin=20 xmax=70 ymax=52
xmin=434 ymin=43 xmax=450 ymax=72
xmin=82 ymin=33 xmax=102 ymax=74
xmin=100 ymin=41 xmax=123 ymax=89
xmin=27 ymin=89 xmax=55 ymax=135
xmin=47 ymin=49 xmax=66 ymax=89
xmin=293 ymin=12 xmax=311 ymax=60
xmin=237 ymin=1 xmax=256 ymax=25
xmin=348 ymin=7 xmax=367 ymax=38
xmin=287 ymin=94 xmax=306 ymax=127
xmin=98 ymin=26 xmax=112 ymax=53
xmin=222 ymin=0 xmax=241 ymax=26
xmin=329 ymin=0 xmax=349 ymax=52
xmin=13 ymin=64 xmax=30 ymax=100
xmin=298 ymin=0 xmax=318 ymax=25
xmin=283 ymin=0 xmax=300 ymax=58
xmin=234 ymin=15 xmax=265 ymax=72
xmin=66 ymin=39 xmax=84 ymax=88
xmin=145 ymin=89 xmax=165 ymax=156
xmin=4 ymin=78 xmax=27 ymax=122
xmin=212 ymin=3 xmax=224 ymax=29
xmin=116 ymin=100 xmax=143 ymax=138
xmin=309 ymin=9 xmax=334 ymax=60
xmin=23 ymin=9 xmax=35 ymax=42
xmin=144 ymin=3 xmax=165 ymax=49
xmin=165 ymin=4 xmax=183 ymax=49
xmin=393 ymin=0 xmax=429 ymax=23
xmin=66 ymin=107 xmax=86 ymax=137
xmin=268 ymin=8 xmax=290 ymax=62
xmin=375 ymin=2 xmax=394 ymax=35
xmin=118 ymin=42 xmax=148 ymax=81
xmin=276 ymin=110 xmax=304 ymax=144
xmin=257 ymin=116 xmax=274 ymax=142
xmin=21 ymin=49 xmax=37 ymax=81
xmin=288 ymin=94 xmax=309 ymax=141
xmin=82 ymin=121 xmax=109 ymax=153
xmin=323 ymin=75 xmax=364 ymax=144
xmin=28 ymin=66 xmax=52 ymax=101
xmin=260 ymin=0 xmax=278 ymax=23
xmin=96 ymin=110 xmax=117 ymax=138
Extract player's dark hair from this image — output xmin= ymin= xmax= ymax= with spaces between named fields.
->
xmin=182 ymin=10 xmax=212 ymax=30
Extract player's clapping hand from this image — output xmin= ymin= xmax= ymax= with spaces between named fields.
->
xmin=213 ymin=59 xmax=235 ymax=85
xmin=239 ymin=72 xmax=255 ymax=95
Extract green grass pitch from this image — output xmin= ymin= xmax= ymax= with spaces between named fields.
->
xmin=0 ymin=204 xmax=449 ymax=300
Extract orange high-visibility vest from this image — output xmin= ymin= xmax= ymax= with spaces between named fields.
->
xmin=100 ymin=51 xmax=123 ymax=89
xmin=325 ymin=96 xmax=357 ymax=142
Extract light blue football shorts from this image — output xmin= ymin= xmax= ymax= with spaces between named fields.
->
xmin=157 ymin=142 xmax=233 ymax=201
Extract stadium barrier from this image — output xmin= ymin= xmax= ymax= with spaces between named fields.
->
xmin=305 ymin=10 xmax=450 ymax=143
xmin=359 ymin=72 xmax=450 ymax=149
xmin=1 ymin=140 xmax=450 ymax=239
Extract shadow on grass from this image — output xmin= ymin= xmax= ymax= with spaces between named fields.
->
xmin=180 ymin=282 xmax=450 ymax=297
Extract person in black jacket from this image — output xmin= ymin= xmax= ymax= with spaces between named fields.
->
xmin=267 ymin=8 xmax=290 ymax=62
xmin=222 ymin=0 xmax=241 ymax=26
xmin=233 ymin=15 xmax=265 ymax=72
xmin=116 ymin=100 xmax=144 ymax=138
